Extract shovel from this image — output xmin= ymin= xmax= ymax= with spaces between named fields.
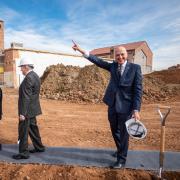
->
xmin=157 ymin=105 xmax=171 ymax=179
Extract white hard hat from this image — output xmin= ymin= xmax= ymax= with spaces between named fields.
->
xmin=125 ymin=118 xmax=147 ymax=140
xmin=18 ymin=58 xmax=34 ymax=67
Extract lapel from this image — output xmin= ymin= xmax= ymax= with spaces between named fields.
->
xmin=120 ymin=61 xmax=130 ymax=83
xmin=111 ymin=61 xmax=131 ymax=87
xmin=111 ymin=62 xmax=119 ymax=84
xmin=121 ymin=61 xmax=130 ymax=79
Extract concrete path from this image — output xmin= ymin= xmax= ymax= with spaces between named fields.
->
xmin=0 ymin=144 xmax=179 ymax=171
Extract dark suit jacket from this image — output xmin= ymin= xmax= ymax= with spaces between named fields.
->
xmin=86 ymin=55 xmax=143 ymax=114
xmin=0 ymin=88 xmax=2 ymax=120
xmin=18 ymin=71 xmax=42 ymax=118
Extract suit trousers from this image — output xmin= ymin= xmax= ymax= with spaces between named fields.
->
xmin=108 ymin=106 xmax=132 ymax=163
xmin=18 ymin=117 xmax=45 ymax=156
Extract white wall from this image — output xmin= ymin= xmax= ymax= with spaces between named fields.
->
xmin=16 ymin=51 xmax=92 ymax=86
xmin=134 ymin=50 xmax=151 ymax=74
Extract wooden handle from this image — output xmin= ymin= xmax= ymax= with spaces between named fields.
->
xmin=160 ymin=126 xmax=165 ymax=153
xmin=159 ymin=126 xmax=166 ymax=167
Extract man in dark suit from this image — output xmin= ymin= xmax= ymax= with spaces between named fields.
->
xmin=0 ymin=87 xmax=2 ymax=150
xmin=12 ymin=58 xmax=45 ymax=160
xmin=72 ymin=42 xmax=143 ymax=168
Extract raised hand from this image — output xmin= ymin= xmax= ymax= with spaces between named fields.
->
xmin=72 ymin=40 xmax=85 ymax=55
xmin=72 ymin=40 xmax=79 ymax=51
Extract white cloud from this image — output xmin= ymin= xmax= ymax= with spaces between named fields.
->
xmin=0 ymin=6 xmax=20 ymax=22
xmin=5 ymin=27 xmax=75 ymax=54
xmin=153 ymin=43 xmax=180 ymax=70
xmin=1 ymin=1 xmax=180 ymax=70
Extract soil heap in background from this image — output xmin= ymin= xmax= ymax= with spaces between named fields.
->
xmin=143 ymin=64 xmax=180 ymax=102
xmin=40 ymin=63 xmax=180 ymax=103
xmin=40 ymin=64 xmax=109 ymax=103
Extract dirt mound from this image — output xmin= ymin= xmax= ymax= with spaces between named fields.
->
xmin=40 ymin=64 xmax=109 ymax=103
xmin=40 ymin=64 xmax=180 ymax=103
xmin=143 ymin=68 xmax=180 ymax=102
xmin=0 ymin=163 xmax=179 ymax=180
xmin=41 ymin=64 xmax=81 ymax=100
xmin=148 ymin=67 xmax=180 ymax=84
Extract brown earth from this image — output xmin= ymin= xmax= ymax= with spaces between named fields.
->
xmin=40 ymin=64 xmax=180 ymax=104
xmin=40 ymin=64 xmax=109 ymax=103
xmin=143 ymin=67 xmax=180 ymax=103
xmin=0 ymin=88 xmax=180 ymax=180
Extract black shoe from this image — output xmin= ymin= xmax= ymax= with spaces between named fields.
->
xmin=29 ymin=149 xmax=45 ymax=153
xmin=110 ymin=160 xmax=125 ymax=169
xmin=12 ymin=154 xmax=29 ymax=160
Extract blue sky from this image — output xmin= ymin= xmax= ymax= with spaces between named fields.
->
xmin=0 ymin=0 xmax=180 ymax=70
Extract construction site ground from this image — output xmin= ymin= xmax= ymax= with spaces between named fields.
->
xmin=0 ymin=88 xmax=180 ymax=180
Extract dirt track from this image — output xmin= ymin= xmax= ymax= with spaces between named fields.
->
xmin=0 ymin=88 xmax=180 ymax=179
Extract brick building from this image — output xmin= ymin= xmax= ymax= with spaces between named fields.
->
xmin=3 ymin=47 xmax=88 ymax=87
xmin=0 ymin=20 xmax=4 ymax=85
xmin=90 ymin=41 xmax=153 ymax=74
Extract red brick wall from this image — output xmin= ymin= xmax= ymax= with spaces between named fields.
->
xmin=4 ymin=49 xmax=19 ymax=87
xmin=4 ymin=49 xmax=19 ymax=72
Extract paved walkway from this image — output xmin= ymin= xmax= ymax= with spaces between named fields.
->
xmin=0 ymin=144 xmax=179 ymax=171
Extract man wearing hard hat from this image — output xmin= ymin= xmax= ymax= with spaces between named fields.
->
xmin=12 ymin=58 xmax=45 ymax=160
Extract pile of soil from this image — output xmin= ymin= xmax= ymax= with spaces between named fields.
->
xmin=40 ymin=63 xmax=180 ymax=103
xmin=147 ymin=67 xmax=180 ymax=84
xmin=40 ymin=64 xmax=109 ymax=103
xmin=143 ymin=67 xmax=180 ymax=102
xmin=0 ymin=163 xmax=179 ymax=180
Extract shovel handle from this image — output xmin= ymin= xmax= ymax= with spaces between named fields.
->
xmin=160 ymin=126 xmax=165 ymax=166
xmin=157 ymin=106 xmax=171 ymax=126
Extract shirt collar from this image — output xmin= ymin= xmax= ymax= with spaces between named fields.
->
xmin=122 ymin=60 xmax=127 ymax=67
xmin=118 ymin=60 xmax=127 ymax=67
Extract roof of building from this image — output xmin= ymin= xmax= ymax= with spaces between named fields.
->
xmin=90 ymin=41 xmax=152 ymax=55
xmin=4 ymin=47 xmax=82 ymax=58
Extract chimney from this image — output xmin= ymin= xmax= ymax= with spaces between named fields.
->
xmin=0 ymin=20 xmax=4 ymax=52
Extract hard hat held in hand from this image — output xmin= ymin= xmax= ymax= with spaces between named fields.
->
xmin=125 ymin=118 xmax=147 ymax=140
xmin=18 ymin=58 xmax=34 ymax=67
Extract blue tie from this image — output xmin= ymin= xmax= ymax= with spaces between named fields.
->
xmin=118 ymin=64 xmax=122 ymax=77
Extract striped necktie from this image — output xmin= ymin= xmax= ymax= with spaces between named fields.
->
xmin=118 ymin=64 xmax=122 ymax=77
